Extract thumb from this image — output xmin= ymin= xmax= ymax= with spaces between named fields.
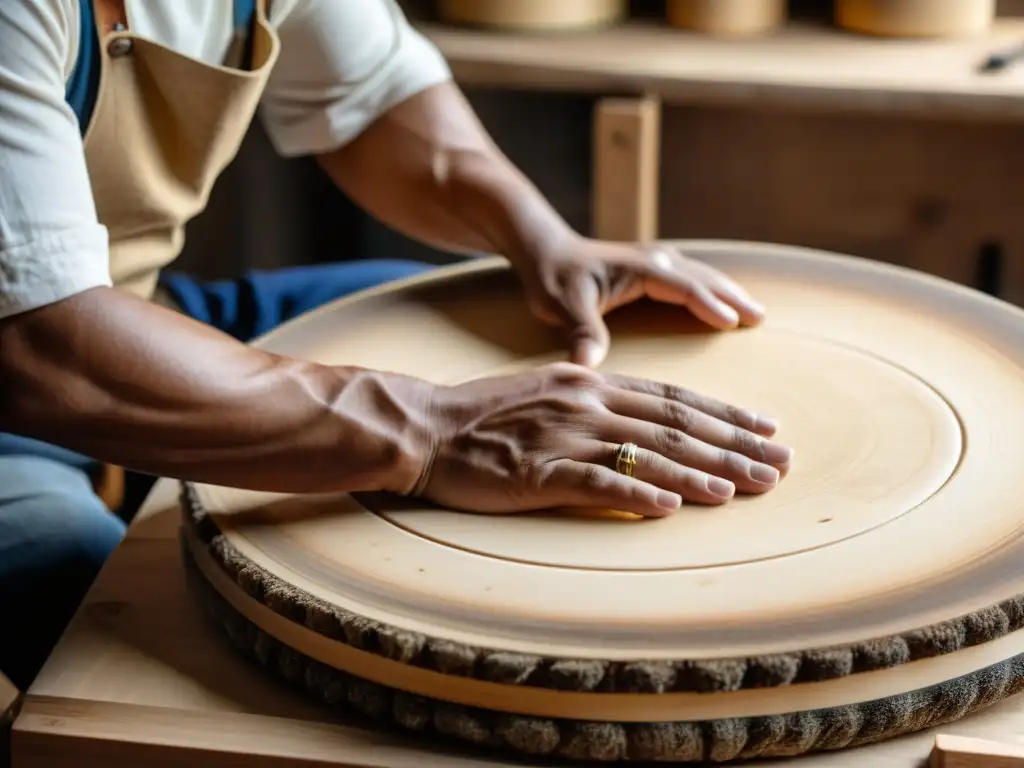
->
xmin=561 ymin=275 xmax=610 ymax=368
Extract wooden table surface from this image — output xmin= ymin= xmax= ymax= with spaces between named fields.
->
xmin=7 ymin=479 xmax=1024 ymax=766
xmin=419 ymin=18 xmax=1024 ymax=119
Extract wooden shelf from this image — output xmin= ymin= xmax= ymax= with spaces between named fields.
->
xmin=419 ymin=19 xmax=1024 ymax=119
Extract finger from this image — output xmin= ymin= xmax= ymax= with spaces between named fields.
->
xmin=646 ymin=276 xmax=741 ymax=329
xmin=644 ymin=249 xmax=766 ymax=328
xmin=707 ymin=274 xmax=765 ymax=327
xmin=541 ymin=459 xmax=681 ymax=518
xmin=599 ymin=415 xmax=781 ymax=495
xmin=577 ymin=441 xmax=737 ymax=506
xmin=640 ymin=249 xmax=740 ymax=329
xmin=559 ymin=274 xmax=610 ymax=368
xmin=682 ymin=256 xmax=765 ymax=326
xmin=601 ymin=373 xmax=779 ymax=437
xmin=603 ymin=388 xmax=793 ymax=469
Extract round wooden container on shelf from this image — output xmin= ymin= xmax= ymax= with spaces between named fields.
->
xmin=179 ymin=241 xmax=1024 ymax=763
xmin=436 ymin=0 xmax=625 ymax=31
xmin=666 ymin=0 xmax=787 ymax=37
xmin=835 ymin=0 xmax=996 ymax=37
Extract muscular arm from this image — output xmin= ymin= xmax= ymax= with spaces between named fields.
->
xmin=316 ymin=81 xmax=578 ymax=267
xmin=0 ymin=288 xmax=431 ymax=494
xmin=0 ymin=0 xmax=443 ymax=495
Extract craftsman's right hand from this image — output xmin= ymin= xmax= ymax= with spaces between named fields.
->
xmin=409 ymin=363 xmax=792 ymax=518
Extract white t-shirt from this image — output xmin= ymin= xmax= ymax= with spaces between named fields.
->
xmin=0 ymin=0 xmax=452 ymax=319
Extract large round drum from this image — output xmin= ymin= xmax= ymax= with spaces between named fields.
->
xmin=180 ymin=241 xmax=1024 ymax=763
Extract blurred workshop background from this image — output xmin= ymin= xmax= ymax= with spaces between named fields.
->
xmin=178 ymin=0 xmax=1024 ymax=306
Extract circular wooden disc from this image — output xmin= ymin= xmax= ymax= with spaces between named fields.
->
xmin=184 ymin=241 xmax=1024 ymax=732
xmin=379 ymin=330 xmax=960 ymax=571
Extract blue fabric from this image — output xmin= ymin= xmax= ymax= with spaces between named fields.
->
xmin=233 ymin=0 xmax=258 ymax=71
xmin=0 ymin=259 xmax=435 ymax=690
xmin=65 ymin=0 xmax=100 ymax=135
xmin=0 ymin=432 xmax=96 ymax=472
xmin=0 ymin=456 xmax=127 ymax=690
xmin=159 ymin=260 xmax=435 ymax=341
xmin=234 ymin=0 xmax=257 ymax=30
xmin=65 ymin=0 xmax=260 ymax=133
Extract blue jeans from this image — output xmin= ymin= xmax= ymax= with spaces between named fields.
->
xmin=0 ymin=259 xmax=434 ymax=690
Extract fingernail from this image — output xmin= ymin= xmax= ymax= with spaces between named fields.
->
xmin=707 ymin=476 xmax=735 ymax=497
xmin=578 ymin=340 xmax=604 ymax=368
xmin=761 ymin=442 xmax=794 ymax=465
xmin=718 ymin=303 xmax=741 ymax=326
xmin=746 ymin=298 xmax=766 ymax=316
xmin=750 ymin=464 xmax=780 ymax=485
xmin=656 ymin=490 xmax=682 ymax=510
xmin=754 ymin=414 xmax=779 ymax=433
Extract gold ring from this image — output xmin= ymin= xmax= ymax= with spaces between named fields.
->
xmin=615 ymin=442 xmax=638 ymax=478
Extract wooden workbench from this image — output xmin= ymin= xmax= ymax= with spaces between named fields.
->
xmin=9 ymin=478 xmax=1024 ymax=767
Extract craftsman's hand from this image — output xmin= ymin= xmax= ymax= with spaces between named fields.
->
xmin=413 ymin=363 xmax=791 ymax=517
xmin=515 ymin=234 xmax=765 ymax=368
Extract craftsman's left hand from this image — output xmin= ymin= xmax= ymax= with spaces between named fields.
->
xmin=516 ymin=235 xmax=766 ymax=368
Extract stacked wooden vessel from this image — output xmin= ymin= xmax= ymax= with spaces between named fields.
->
xmin=434 ymin=0 xmax=997 ymax=38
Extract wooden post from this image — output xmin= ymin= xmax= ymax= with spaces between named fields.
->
xmin=592 ymin=95 xmax=661 ymax=243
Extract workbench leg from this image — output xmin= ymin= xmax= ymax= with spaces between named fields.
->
xmin=592 ymin=95 xmax=662 ymax=243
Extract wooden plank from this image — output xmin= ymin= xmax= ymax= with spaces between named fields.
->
xmin=419 ymin=20 xmax=1024 ymax=120
xmin=932 ymin=734 xmax=1024 ymax=767
xmin=592 ymin=96 xmax=661 ymax=241
xmin=14 ymin=698 xmax=511 ymax=768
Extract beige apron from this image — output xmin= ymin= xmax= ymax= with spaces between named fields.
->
xmin=87 ymin=0 xmax=280 ymax=300
xmin=83 ymin=0 xmax=281 ymax=507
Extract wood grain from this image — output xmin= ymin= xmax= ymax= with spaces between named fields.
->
xmin=592 ymin=96 xmax=660 ymax=242
xmin=657 ymin=105 xmax=1024 ymax=302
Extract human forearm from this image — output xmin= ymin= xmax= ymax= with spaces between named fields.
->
xmin=316 ymin=82 xmax=578 ymax=267
xmin=0 ymin=289 xmax=791 ymax=518
xmin=0 ymin=287 xmax=432 ymax=494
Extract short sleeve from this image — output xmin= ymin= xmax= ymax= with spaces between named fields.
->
xmin=259 ymin=0 xmax=452 ymax=157
xmin=0 ymin=0 xmax=112 ymax=320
